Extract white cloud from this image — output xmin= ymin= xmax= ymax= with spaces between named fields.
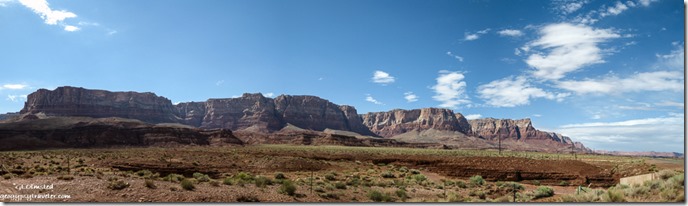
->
xmin=431 ymin=70 xmax=470 ymax=108
xmin=556 ymin=115 xmax=684 ymax=152
xmin=63 ymin=25 xmax=79 ymax=32
xmin=655 ymin=101 xmax=684 ymax=108
xmin=477 ymin=76 xmax=569 ymax=107
xmin=372 ymin=70 xmax=395 ymax=85
xmin=365 ymin=94 xmax=384 ymax=105
xmin=77 ymin=21 xmax=99 ymax=26
xmin=264 ymin=92 xmax=274 ymax=98
xmin=655 ymin=44 xmax=684 ymax=70
xmin=403 ymin=92 xmax=418 ymax=102
xmin=638 ymin=0 xmax=657 ymax=7
xmin=600 ymin=1 xmax=629 ymax=17
xmin=556 ymin=71 xmax=684 ymax=94
xmin=464 ymin=114 xmax=482 ymax=120
xmin=446 ymin=51 xmax=464 ymax=62
xmin=561 ymin=1 xmax=586 ymax=14
xmin=532 ymin=114 xmax=542 ymax=117
xmin=107 ymin=29 xmax=118 ymax=35
xmin=6 ymin=94 xmax=27 ymax=102
xmin=19 ymin=0 xmax=77 ymax=27
xmin=525 ymin=23 xmax=620 ymax=80
xmin=1 ymin=84 xmax=28 ymax=90
xmin=464 ymin=33 xmax=479 ymax=41
xmin=498 ymin=29 xmax=523 ymax=37
xmin=464 ymin=29 xmax=490 ymax=41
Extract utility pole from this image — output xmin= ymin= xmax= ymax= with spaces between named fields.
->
xmin=310 ymin=170 xmax=314 ymax=194
xmin=571 ymin=142 xmax=575 ymax=160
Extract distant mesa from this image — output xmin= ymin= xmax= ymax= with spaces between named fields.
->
xmin=7 ymin=86 xmax=591 ymax=153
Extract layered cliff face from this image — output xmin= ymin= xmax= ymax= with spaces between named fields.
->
xmin=20 ymin=87 xmax=375 ymax=135
xmin=468 ymin=118 xmax=589 ymax=151
xmin=361 ymin=108 xmax=471 ymax=137
xmin=21 ymin=86 xmax=178 ymax=123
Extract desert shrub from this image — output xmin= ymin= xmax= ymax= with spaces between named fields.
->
xmin=658 ymin=170 xmax=677 ymax=180
xmin=468 ymin=189 xmax=486 ymax=199
xmin=314 ymin=186 xmax=326 ymax=193
xmin=379 ymin=171 xmax=395 ymax=179
xmin=368 ymin=190 xmax=393 ymax=202
xmin=57 ymin=175 xmax=74 ymax=181
xmin=395 ymin=189 xmax=408 ymax=201
xmin=235 ymin=172 xmax=254 ymax=181
xmin=180 ymin=179 xmax=195 ymax=191
xmin=2 ymin=173 xmax=12 ymax=179
xmin=447 ymin=192 xmax=464 ymax=202
xmin=470 ymin=175 xmax=485 ymax=186
xmin=279 ymin=180 xmax=297 ymax=196
xmin=601 ymin=189 xmax=625 ymax=202
xmin=456 ymin=181 xmax=467 ymax=188
xmin=136 ymin=170 xmax=153 ymax=177
xmin=660 ymin=187 xmax=679 ymax=202
xmin=108 ymin=180 xmax=130 ymax=190
xmin=163 ymin=173 xmax=185 ymax=182
xmin=644 ymin=179 xmax=663 ymax=190
xmin=325 ymin=173 xmax=336 ymax=181
xmin=412 ymin=174 xmax=427 ymax=182
xmin=236 ymin=195 xmax=259 ymax=202
xmin=319 ymin=192 xmax=339 ymax=199
xmin=533 ymin=186 xmax=554 ymax=198
xmin=398 ymin=167 xmax=408 ymax=173
xmin=274 ymin=172 xmax=286 ymax=180
xmin=254 ymin=176 xmax=273 ymax=188
xmin=144 ymin=179 xmax=157 ymax=189
xmin=193 ymin=172 xmax=210 ymax=182
xmin=334 ymin=182 xmax=347 ymax=189
xmin=210 ymin=180 xmax=220 ymax=187
xmin=410 ymin=169 xmax=421 ymax=175
xmin=558 ymin=181 xmax=570 ymax=186
xmin=667 ymin=173 xmax=685 ymax=189
xmin=222 ymin=177 xmax=233 ymax=185
xmin=627 ymin=185 xmax=649 ymax=197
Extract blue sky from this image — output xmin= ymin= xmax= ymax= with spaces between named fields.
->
xmin=0 ymin=0 xmax=684 ymax=152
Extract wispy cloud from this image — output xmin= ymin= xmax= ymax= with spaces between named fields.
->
xmin=1 ymin=84 xmax=28 ymax=90
xmin=477 ymin=76 xmax=569 ymax=107
xmin=464 ymin=114 xmax=482 ymax=120
xmin=556 ymin=71 xmax=683 ymax=95
xmin=556 ymin=114 xmax=683 ymax=152
xmin=446 ymin=51 xmax=463 ymax=62
xmin=431 ymin=70 xmax=470 ymax=108
xmin=264 ymin=92 xmax=274 ymax=98
xmin=572 ymin=0 xmax=655 ymax=24
xmin=215 ymin=80 xmax=225 ymax=86
xmin=556 ymin=0 xmax=588 ymax=15
xmin=655 ymin=101 xmax=684 ymax=108
xmin=19 ymin=0 xmax=79 ymax=31
xmin=464 ymin=28 xmax=490 ymax=41
xmin=403 ymin=92 xmax=418 ymax=102
xmin=525 ymin=23 xmax=620 ymax=80
xmin=372 ymin=70 xmax=395 ymax=85
xmin=655 ymin=43 xmax=684 ymax=70
xmin=365 ymin=94 xmax=384 ymax=105
xmin=497 ymin=29 xmax=523 ymax=37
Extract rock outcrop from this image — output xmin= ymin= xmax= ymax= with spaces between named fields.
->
xmin=21 ymin=86 xmax=178 ymax=123
xmin=19 ymin=87 xmax=376 ymax=135
xmin=469 ymin=118 xmax=590 ymax=152
xmin=0 ymin=117 xmax=243 ymax=151
xmin=361 ymin=108 xmax=471 ymax=137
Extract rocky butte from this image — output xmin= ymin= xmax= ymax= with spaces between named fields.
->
xmin=13 ymin=86 xmax=589 ymax=152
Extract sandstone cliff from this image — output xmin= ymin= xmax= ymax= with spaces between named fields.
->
xmin=21 ymin=86 xmax=178 ymax=123
xmin=361 ymin=108 xmax=471 ymax=137
xmin=20 ymin=87 xmax=376 ymax=135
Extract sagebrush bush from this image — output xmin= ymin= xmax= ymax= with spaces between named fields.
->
xmin=658 ymin=170 xmax=677 ymax=180
xmin=470 ymin=175 xmax=485 ymax=186
xmin=381 ymin=171 xmax=396 ymax=178
xmin=274 ymin=172 xmax=286 ymax=180
xmin=223 ymin=177 xmax=233 ymax=185
xmin=181 ymin=179 xmax=195 ymax=191
xmin=108 ymin=180 xmax=129 ymax=190
xmin=144 ymin=179 xmax=157 ymax=189
xmin=368 ymin=190 xmax=393 ymax=202
xmin=279 ymin=180 xmax=296 ymax=196
xmin=254 ymin=176 xmax=273 ymax=188
xmin=334 ymin=182 xmax=347 ymax=189
xmin=193 ymin=172 xmax=210 ymax=182
xmin=534 ymin=186 xmax=555 ymax=198
xmin=601 ymin=189 xmax=625 ymax=202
